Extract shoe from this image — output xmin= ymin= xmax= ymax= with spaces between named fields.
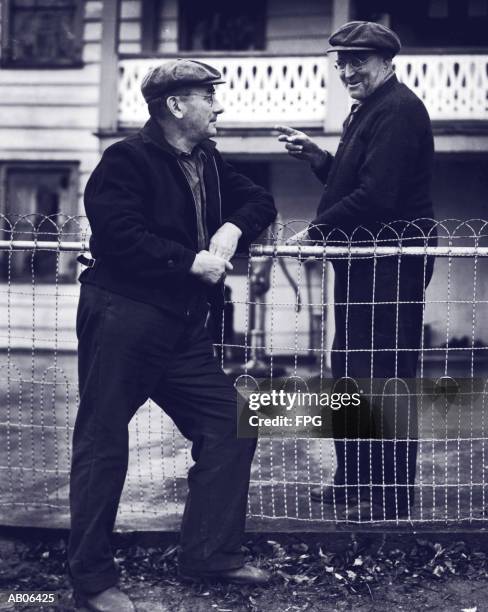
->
xmin=75 ymin=586 xmax=135 ymax=611
xmin=179 ymin=562 xmax=271 ymax=585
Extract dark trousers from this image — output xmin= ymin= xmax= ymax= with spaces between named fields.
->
xmin=68 ymin=284 xmax=256 ymax=595
xmin=330 ymin=254 xmax=435 ymax=511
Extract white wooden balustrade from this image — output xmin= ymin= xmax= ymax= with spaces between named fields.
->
xmin=117 ymin=54 xmax=488 ymax=128
xmin=118 ymin=56 xmax=328 ymax=128
xmin=393 ymin=54 xmax=488 ymax=120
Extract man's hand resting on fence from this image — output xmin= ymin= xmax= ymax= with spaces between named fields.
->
xmin=190 ymin=250 xmax=233 ymax=285
xmin=209 ymin=222 xmax=242 ymax=261
xmin=275 ymin=125 xmax=329 ymax=171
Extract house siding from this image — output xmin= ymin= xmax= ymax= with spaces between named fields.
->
xmin=0 ymin=0 xmax=102 ymax=209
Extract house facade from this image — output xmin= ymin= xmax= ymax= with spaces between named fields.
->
xmin=0 ymin=0 xmax=487 ymax=361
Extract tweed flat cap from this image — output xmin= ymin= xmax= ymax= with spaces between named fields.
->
xmin=141 ymin=59 xmax=225 ymax=103
xmin=327 ymin=21 xmax=401 ymax=56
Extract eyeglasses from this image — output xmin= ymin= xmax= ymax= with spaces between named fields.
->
xmin=177 ymin=92 xmax=216 ymax=104
xmin=334 ymin=55 xmax=372 ymax=72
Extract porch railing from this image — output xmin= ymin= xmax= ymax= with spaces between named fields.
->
xmin=118 ymin=53 xmax=488 ymax=128
xmin=394 ymin=54 xmax=488 ymax=120
xmin=118 ymin=55 xmax=328 ymax=128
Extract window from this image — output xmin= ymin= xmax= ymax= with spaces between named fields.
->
xmin=1 ymin=0 xmax=84 ymax=67
xmin=179 ymin=0 xmax=266 ymax=51
xmin=354 ymin=0 xmax=488 ymax=46
xmin=0 ymin=163 xmax=79 ymax=283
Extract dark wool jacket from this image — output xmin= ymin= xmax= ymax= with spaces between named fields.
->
xmin=309 ymin=75 xmax=435 ymax=238
xmin=81 ymin=119 xmax=276 ymax=317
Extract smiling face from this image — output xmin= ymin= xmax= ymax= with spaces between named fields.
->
xmin=175 ymin=85 xmax=224 ymax=141
xmin=336 ymin=51 xmax=391 ymax=100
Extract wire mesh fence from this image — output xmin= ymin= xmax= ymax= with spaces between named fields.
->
xmin=1 ymin=215 xmax=488 ymax=529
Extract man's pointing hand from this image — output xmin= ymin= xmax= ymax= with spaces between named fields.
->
xmin=274 ymin=125 xmax=329 ymax=170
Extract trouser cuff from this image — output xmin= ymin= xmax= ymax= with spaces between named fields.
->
xmin=70 ymin=566 xmax=119 ymax=596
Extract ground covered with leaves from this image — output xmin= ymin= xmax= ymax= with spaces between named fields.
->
xmin=1 ymin=530 xmax=488 ymax=611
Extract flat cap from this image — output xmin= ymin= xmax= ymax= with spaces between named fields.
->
xmin=141 ymin=59 xmax=225 ymax=103
xmin=327 ymin=21 xmax=401 ymax=57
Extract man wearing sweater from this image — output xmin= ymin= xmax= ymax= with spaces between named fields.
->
xmin=276 ymin=22 xmax=436 ymax=521
xmin=69 ymin=59 xmax=276 ymax=610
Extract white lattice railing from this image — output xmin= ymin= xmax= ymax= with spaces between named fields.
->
xmin=118 ymin=55 xmax=328 ymax=128
xmin=118 ymin=53 xmax=488 ymax=128
xmin=393 ymin=54 xmax=488 ymax=120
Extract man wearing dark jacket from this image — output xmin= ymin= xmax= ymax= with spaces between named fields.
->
xmin=68 ymin=59 xmax=276 ymax=610
xmin=276 ymin=22 xmax=436 ymax=522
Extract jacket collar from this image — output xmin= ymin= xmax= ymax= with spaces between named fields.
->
xmin=140 ymin=118 xmax=217 ymax=156
xmin=359 ymin=73 xmax=398 ymax=110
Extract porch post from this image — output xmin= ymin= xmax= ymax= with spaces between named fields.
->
xmin=99 ymin=0 xmax=120 ymax=135
xmin=324 ymin=0 xmax=352 ymax=133
xmin=323 ymin=0 xmax=353 ymax=368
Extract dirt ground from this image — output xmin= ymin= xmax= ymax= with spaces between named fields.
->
xmin=1 ymin=530 xmax=488 ymax=612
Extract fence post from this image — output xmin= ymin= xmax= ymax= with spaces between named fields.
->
xmin=241 ymin=256 xmax=285 ymax=377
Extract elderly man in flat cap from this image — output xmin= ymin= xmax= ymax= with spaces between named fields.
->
xmin=68 ymin=59 xmax=276 ymax=609
xmin=276 ymin=22 xmax=436 ymax=521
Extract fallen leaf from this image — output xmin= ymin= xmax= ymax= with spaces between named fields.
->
xmin=293 ymin=574 xmax=313 ymax=584
xmin=433 ymin=565 xmax=445 ymax=577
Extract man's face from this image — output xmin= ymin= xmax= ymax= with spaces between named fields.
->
xmin=336 ymin=51 xmax=389 ymax=100
xmin=176 ymin=85 xmax=224 ymax=140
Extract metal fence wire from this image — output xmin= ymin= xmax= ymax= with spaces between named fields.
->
xmin=1 ymin=214 xmax=488 ymax=529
